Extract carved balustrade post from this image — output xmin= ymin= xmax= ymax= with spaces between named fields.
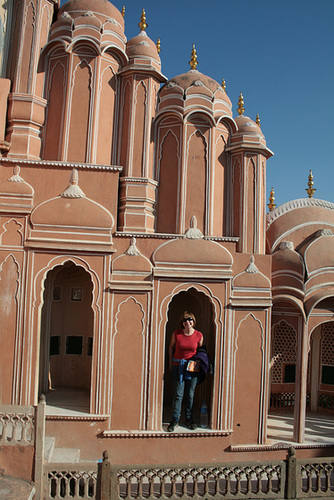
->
xmin=34 ymin=394 xmax=46 ymax=500
xmin=286 ymin=446 xmax=296 ymax=499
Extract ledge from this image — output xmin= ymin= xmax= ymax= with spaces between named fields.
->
xmin=46 ymin=414 xmax=109 ymax=422
xmin=102 ymin=429 xmax=233 ymax=439
xmin=230 ymin=441 xmax=334 ymax=452
xmin=1 ymin=158 xmax=123 ymax=172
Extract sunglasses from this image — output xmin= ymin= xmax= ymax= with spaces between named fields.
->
xmin=183 ymin=318 xmax=193 ymax=323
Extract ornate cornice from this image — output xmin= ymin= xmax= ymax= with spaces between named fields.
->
xmin=1 ymin=158 xmax=123 ymax=172
xmin=115 ymin=232 xmax=239 ymax=242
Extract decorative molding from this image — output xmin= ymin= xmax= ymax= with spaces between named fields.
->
xmin=125 ymin=237 xmax=140 ymax=256
xmin=245 ymin=255 xmax=258 ymax=273
xmin=315 ymin=229 xmax=334 ymax=237
xmin=46 ymin=415 xmax=108 ymax=421
xmin=230 ymin=442 xmax=334 ymax=452
xmin=184 ymin=216 xmax=204 ymax=239
xmin=277 ymin=241 xmax=294 ymax=251
xmin=115 ymin=231 xmax=238 ymax=242
xmin=61 ymin=168 xmax=85 ymax=198
xmin=1 ymin=158 xmax=123 ymax=172
xmin=102 ymin=429 xmax=233 ymax=439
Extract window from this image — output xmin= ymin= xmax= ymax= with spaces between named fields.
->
xmin=66 ymin=336 xmax=83 ymax=355
xmin=283 ymin=364 xmax=296 ymax=383
xmin=50 ymin=336 xmax=60 ymax=355
xmin=321 ymin=366 xmax=334 ymax=385
xmin=71 ymin=288 xmax=83 ymax=301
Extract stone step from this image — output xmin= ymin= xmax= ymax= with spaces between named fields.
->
xmin=44 ymin=436 xmax=55 ymax=462
xmin=49 ymin=446 xmax=80 ymax=463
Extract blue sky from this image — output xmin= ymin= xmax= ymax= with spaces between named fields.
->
xmin=60 ymin=0 xmax=334 ymax=207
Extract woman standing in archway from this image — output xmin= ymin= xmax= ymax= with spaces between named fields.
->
xmin=167 ymin=311 xmax=203 ymax=432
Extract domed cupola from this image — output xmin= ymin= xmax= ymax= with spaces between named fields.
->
xmin=54 ymin=0 xmax=127 ymax=52
xmin=154 ymin=46 xmax=235 ymax=237
xmin=228 ymin=93 xmax=273 ymax=255
xmin=117 ymin=9 xmax=166 ymax=234
xmin=125 ymin=9 xmax=162 ymax=73
xmin=43 ymin=0 xmax=127 ymax=165
xmin=157 ymin=45 xmax=232 ymax=120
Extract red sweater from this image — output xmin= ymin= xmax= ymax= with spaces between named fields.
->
xmin=173 ymin=329 xmax=203 ymax=361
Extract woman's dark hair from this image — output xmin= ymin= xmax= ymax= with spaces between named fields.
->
xmin=179 ymin=311 xmax=196 ymax=328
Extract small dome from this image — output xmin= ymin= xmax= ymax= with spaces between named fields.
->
xmin=126 ymin=32 xmax=160 ymax=66
xmin=165 ymin=70 xmax=221 ymax=93
xmin=235 ymin=115 xmax=263 ymax=137
xmin=59 ymin=0 xmax=124 ymax=26
xmin=159 ymin=69 xmax=232 ymax=118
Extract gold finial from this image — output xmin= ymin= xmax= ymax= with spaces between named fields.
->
xmin=267 ymin=187 xmax=276 ymax=211
xmin=121 ymin=5 xmax=125 ymax=18
xmin=237 ymin=92 xmax=244 ymax=116
xmin=156 ymin=38 xmax=161 ymax=54
xmin=138 ymin=8 xmax=148 ymax=31
xmin=256 ymin=114 xmax=261 ymax=127
xmin=306 ymin=169 xmax=316 ymax=198
xmin=221 ymin=79 xmax=226 ymax=92
xmin=189 ymin=44 xmax=198 ymax=70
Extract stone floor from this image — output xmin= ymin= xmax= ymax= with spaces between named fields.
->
xmin=45 ymin=388 xmax=334 ymax=444
xmin=0 ymin=475 xmax=35 ymax=500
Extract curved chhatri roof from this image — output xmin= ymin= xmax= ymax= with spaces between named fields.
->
xmin=59 ymin=0 xmax=124 ymax=25
xmin=235 ymin=114 xmax=264 ymax=137
xmin=166 ymin=70 xmax=221 ymax=93
xmin=126 ymin=32 xmax=160 ymax=63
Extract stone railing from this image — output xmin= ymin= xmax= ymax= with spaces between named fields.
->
xmin=318 ymin=393 xmax=334 ymax=410
xmin=36 ymin=447 xmax=334 ymax=499
xmin=0 ymin=404 xmax=35 ymax=445
xmin=43 ymin=462 xmax=99 ymax=500
xmin=270 ymin=392 xmax=311 ymax=409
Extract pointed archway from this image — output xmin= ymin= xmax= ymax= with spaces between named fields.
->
xmin=163 ymin=287 xmax=215 ymax=427
xmin=39 ymin=262 xmax=94 ymax=412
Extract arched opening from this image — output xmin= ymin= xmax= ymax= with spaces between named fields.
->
xmin=39 ymin=262 xmax=94 ymax=413
xmin=308 ymin=320 xmax=334 ymax=413
xmin=163 ymin=287 xmax=215 ymax=429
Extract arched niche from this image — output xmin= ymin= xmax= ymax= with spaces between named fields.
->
xmin=308 ymin=297 xmax=334 ymax=413
xmin=39 ymin=261 xmax=94 ymax=412
xmin=163 ymin=287 xmax=215 ymax=428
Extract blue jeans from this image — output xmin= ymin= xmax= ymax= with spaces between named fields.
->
xmin=171 ymin=365 xmax=198 ymax=421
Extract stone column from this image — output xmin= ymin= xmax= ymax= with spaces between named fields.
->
xmin=293 ymin=321 xmax=308 ymax=443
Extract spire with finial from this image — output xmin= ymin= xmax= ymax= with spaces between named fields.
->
xmin=156 ymin=38 xmax=161 ymax=54
xmin=221 ymin=78 xmax=226 ymax=92
xmin=121 ymin=5 xmax=125 ymax=18
xmin=138 ymin=8 xmax=147 ymax=31
xmin=237 ymin=92 xmax=244 ymax=115
xmin=256 ymin=114 xmax=261 ymax=127
xmin=189 ymin=44 xmax=198 ymax=70
xmin=267 ymin=187 xmax=276 ymax=211
xmin=306 ymin=169 xmax=316 ymax=198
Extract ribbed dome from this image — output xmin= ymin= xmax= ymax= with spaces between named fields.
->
xmin=59 ymin=0 xmax=124 ymax=26
xmin=126 ymin=32 xmax=160 ymax=63
xmin=235 ymin=115 xmax=263 ymax=137
xmin=166 ymin=70 xmax=221 ymax=93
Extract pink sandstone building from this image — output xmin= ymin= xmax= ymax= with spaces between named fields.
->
xmin=0 ymin=0 xmax=334 ymax=497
